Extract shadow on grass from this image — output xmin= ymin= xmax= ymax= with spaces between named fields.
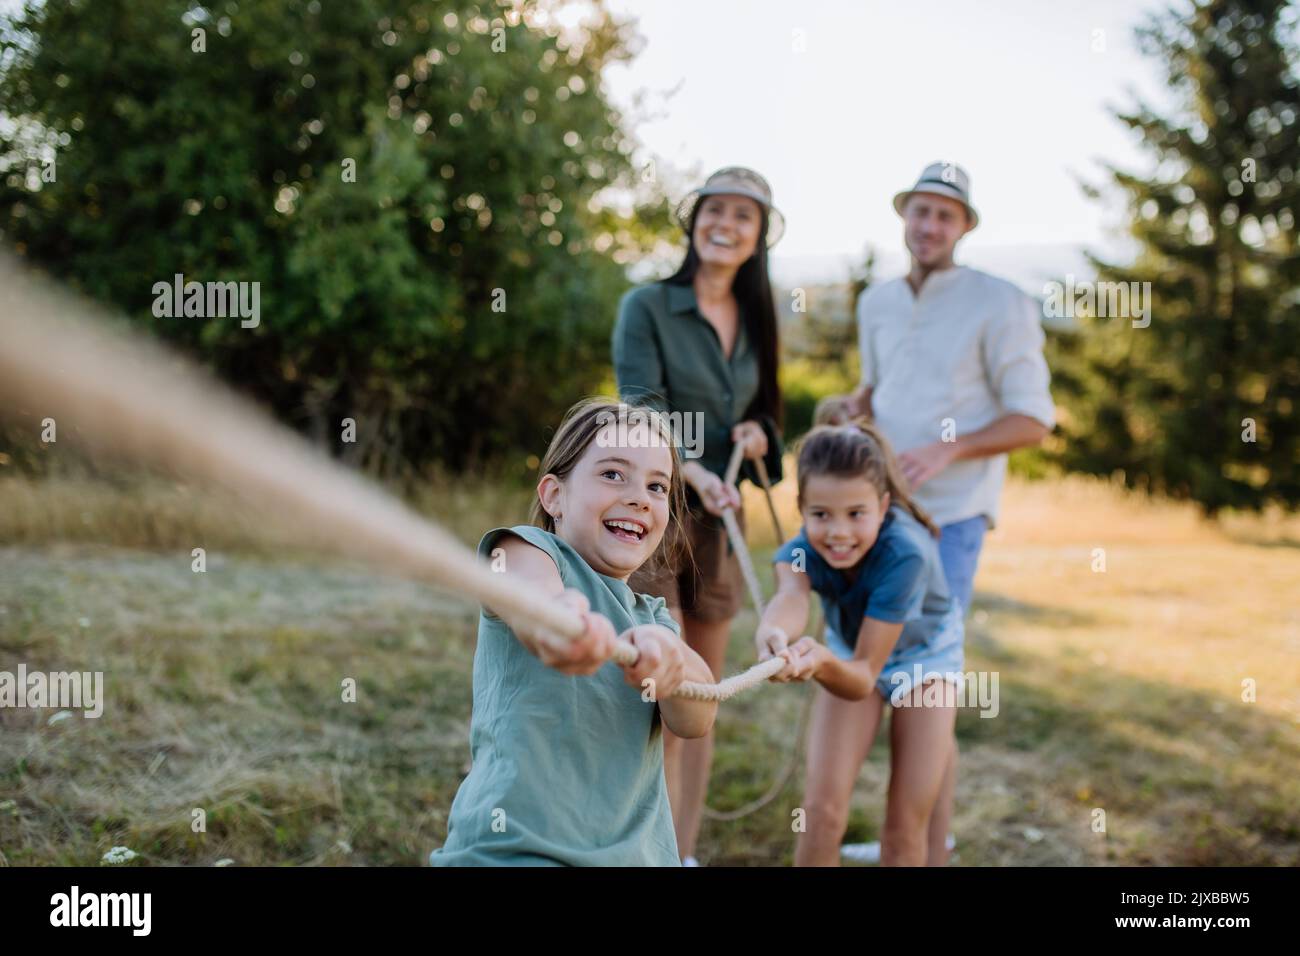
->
xmin=699 ymin=588 xmax=1298 ymax=866
xmin=957 ymin=629 xmax=1300 ymax=865
xmin=1230 ymin=536 xmax=1300 ymax=551
xmin=972 ymin=590 xmax=1100 ymax=627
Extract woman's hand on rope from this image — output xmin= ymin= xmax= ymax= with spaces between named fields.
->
xmin=532 ymin=589 xmax=616 ymax=676
xmin=684 ymin=461 xmax=741 ymax=517
xmin=618 ymin=624 xmax=687 ymax=701
xmin=731 ymin=419 xmax=769 ymax=462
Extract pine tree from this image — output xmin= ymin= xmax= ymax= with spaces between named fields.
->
xmin=1056 ymin=0 xmax=1300 ymax=513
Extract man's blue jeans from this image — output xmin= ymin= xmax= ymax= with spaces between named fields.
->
xmin=938 ymin=515 xmax=987 ymax=617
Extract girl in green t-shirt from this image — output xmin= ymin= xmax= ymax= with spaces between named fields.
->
xmin=430 ymin=399 xmax=718 ymax=866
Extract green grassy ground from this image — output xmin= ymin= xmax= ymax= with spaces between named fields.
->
xmin=1 ymin=471 xmax=1297 ymax=865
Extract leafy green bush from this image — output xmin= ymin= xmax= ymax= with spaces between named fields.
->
xmin=0 ymin=0 xmax=664 ymax=478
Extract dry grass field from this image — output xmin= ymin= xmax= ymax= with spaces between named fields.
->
xmin=1 ymin=466 xmax=1297 ymax=866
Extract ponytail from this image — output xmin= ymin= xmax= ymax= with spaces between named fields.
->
xmin=794 ymin=417 xmax=940 ymax=538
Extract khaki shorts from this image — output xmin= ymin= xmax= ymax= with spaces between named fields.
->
xmin=630 ymin=505 xmax=746 ymax=623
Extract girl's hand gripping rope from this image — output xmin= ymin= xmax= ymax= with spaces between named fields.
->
xmin=756 ymin=625 xmax=822 ymax=683
xmin=755 ymin=622 xmax=790 ymax=661
xmin=530 ymin=589 xmax=617 ymax=676
xmin=770 ymin=637 xmax=826 ymax=683
xmin=618 ymin=624 xmax=687 ymax=700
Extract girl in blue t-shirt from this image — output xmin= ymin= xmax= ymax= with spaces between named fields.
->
xmin=755 ymin=420 xmax=965 ymax=866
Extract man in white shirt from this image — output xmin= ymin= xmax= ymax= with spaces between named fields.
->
xmin=846 ymin=162 xmax=1055 ymax=865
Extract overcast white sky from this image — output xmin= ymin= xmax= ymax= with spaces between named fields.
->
xmin=603 ymin=0 xmax=1180 ymax=286
xmin=0 ymin=0 xmax=1183 ymax=288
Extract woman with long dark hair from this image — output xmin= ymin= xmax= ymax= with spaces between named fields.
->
xmin=612 ymin=166 xmax=785 ymax=864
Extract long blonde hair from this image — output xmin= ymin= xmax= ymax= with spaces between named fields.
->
xmin=529 ymin=398 xmax=691 ymax=569
xmin=794 ymin=418 xmax=940 ymax=537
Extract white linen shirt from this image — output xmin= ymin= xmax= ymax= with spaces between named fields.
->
xmin=857 ymin=265 xmax=1055 ymax=529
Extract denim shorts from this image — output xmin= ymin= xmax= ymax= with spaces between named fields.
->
xmin=825 ymin=602 xmax=966 ymax=707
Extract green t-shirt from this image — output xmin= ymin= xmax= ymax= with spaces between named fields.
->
xmin=429 ymin=525 xmax=681 ymax=866
xmin=612 ymin=280 xmax=784 ymax=486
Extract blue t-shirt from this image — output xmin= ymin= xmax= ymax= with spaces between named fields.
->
xmin=772 ymin=506 xmax=956 ymax=658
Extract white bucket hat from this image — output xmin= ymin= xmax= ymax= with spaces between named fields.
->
xmin=893 ymin=161 xmax=979 ymax=230
xmin=673 ymin=166 xmax=785 ymax=247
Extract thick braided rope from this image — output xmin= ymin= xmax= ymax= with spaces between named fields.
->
xmin=601 ymin=641 xmax=788 ymax=701
xmin=721 ymin=443 xmax=766 ymax=617
xmin=722 ymin=509 xmax=765 ymax=617
xmin=702 ymin=662 xmax=815 ymax=820
xmin=670 ymin=655 xmax=789 ymax=702
xmin=701 ymin=452 xmax=811 ymax=818
xmin=0 ymin=256 xmax=791 ymax=704
xmin=754 ymin=457 xmax=787 ymax=543
xmin=655 ymin=441 xmax=791 ymax=701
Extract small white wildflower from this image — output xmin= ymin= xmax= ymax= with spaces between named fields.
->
xmin=48 ymin=710 xmax=74 ymax=725
xmin=214 ymin=858 xmax=235 ymax=867
xmin=102 ymin=846 xmax=138 ymax=865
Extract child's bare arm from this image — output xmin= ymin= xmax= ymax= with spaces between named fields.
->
xmin=618 ymin=624 xmax=716 ymax=739
xmin=755 ymin=561 xmax=812 ymax=664
xmin=811 ymin=617 xmax=903 ymax=700
xmin=488 ymin=535 xmax=615 ymax=674
xmin=657 ymin=638 xmax=716 ymax=739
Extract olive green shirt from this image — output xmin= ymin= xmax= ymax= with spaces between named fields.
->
xmin=612 ymin=280 xmax=783 ymax=486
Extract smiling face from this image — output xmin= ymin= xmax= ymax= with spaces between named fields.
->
xmin=692 ymin=193 xmax=763 ymax=268
xmin=800 ymin=473 xmax=891 ymax=572
xmin=902 ymin=192 xmax=971 ymax=269
xmin=538 ymin=419 xmax=673 ymax=580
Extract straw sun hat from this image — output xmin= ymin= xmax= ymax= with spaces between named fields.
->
xmin=892 ymin=161 xmax=979 ymax=229
xmin=672 ymin=166 xmax=785 ymax=247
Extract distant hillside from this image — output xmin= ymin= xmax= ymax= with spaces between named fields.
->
xmin=770 ymin=243 xmax=1108 ymax=296
xmin=772 ymin=242 xmax=1105 ymax=337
